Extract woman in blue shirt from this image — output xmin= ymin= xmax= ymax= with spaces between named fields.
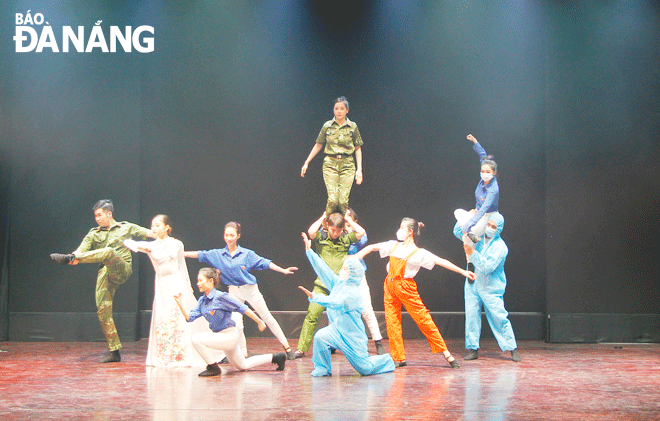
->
xmin=184 ymin=222 xmax=297 ymax=360
xmin=454 ymin=134 xmax=500 ymax=265
xmin=174 ymin=267 xmax=286 ymax=377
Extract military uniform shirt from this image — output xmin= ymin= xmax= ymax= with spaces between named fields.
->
xmin=74 ymin=221 xmax=151 ymax=263
xmin=312 ymin=230 xmax=359 ymax=274
xmin=316 ymin=117 xmax=364 ymax=155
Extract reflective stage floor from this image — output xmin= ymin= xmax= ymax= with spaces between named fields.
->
xmin=1 ymin=339 xmax=658 ymax=420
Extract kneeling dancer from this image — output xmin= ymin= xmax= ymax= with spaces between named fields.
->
xmin=174 ymin=267 xmax=286 ymax=377
xmin=298 ymin=233 xmax=394 ymax=377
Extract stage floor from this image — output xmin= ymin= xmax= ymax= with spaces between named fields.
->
xmin=1 ymin=339 xmax=659 ymax=420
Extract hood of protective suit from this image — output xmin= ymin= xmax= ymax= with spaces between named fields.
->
xmin=488 ymin=213 xmax=504 ymax=239
xmin=343 ymin=257 xmax=364 ymax=286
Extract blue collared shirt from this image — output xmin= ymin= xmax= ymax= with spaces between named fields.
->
xmin=348 ymin=232 xmax=369 ymax=272
xmin=197 ymin=245 xmax=272 ymax=286
xmin=188 ymin=289 xmax=248 ymax=332
xmin=463 ymin=143 xmax=500 ymax=232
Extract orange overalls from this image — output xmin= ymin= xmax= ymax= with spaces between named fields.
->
xmin=384 ymin=243 xmax=448 ymax=362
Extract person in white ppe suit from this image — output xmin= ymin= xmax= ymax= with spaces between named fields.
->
xmin=298 ymin=233 xmax=395 ymax=377
xmin=453 ymin=213 xmax=521 ymax=362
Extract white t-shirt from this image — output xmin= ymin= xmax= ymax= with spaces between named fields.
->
xmin=378 ymin=240 xmax=439 ymax=279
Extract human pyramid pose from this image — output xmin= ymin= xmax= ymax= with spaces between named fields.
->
xmin=453 ymin=134 xmax=521 ymax=362
xmin=50 ymin=97 xmax=518 ymax=373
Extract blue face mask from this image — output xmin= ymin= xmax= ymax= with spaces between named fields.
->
xmin=485 ymin=227 xmax=497 ymax=238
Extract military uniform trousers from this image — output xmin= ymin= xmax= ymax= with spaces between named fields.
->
xmin=76 ymin=247 xmax=132 ymax=351
xmin=322 ymin=155 xmax=355 ymax=215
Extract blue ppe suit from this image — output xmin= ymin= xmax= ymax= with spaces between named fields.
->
xmin=453 ymin=213 xmax=517 ymax=351
xmin=305 ymin=249 xmax=395 ymax=377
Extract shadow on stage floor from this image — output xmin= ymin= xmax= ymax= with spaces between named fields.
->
xmin=1 ymin=338 xmax=659 ymax=420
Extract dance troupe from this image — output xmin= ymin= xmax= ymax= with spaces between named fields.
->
xmin=50 ymin=96 xmax=520 ymax=378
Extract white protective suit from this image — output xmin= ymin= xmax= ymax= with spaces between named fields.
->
xmin=305 ymin=249 xmax=395 ymax=377
xmin=453 ymin=213 xmax=517 ymax=351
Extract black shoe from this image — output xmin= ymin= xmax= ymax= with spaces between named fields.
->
xmin=445 ymin=354 xmax=460 ymax=368
xmin=293 ymin=350 xmax=305 ymax=359
xmin=330 ymin=348 xmax=337 ymax=355
xmin=285 ymin=349 xmax=296 ymax=361
xmin=464 ymin=349 xmax=479 ymax=360
xmin=375 ymin=340 xmax=386 ymax=355
xmin=218 ymin=357 xmax=229 ymax=365
xmin=511 ymin=349 xmax=521 ymax=362
xmin=199 ymin=363 xmax=221 ymax=377
xmin=50 ymin=253 xmax=74 ymax=265
xmin=100 ymin=350 xmax=120 ymax=363
xmin=394 ymin=360 xmax=407 ymax=368
xmin=272 ymin=352 xmax=286 ymax=371
xmin=467 ymin=233 xmax=481 ymax=244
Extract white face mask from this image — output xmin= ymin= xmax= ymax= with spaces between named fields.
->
xmin=485 ymin=227 xmax=497 ymax=238
xmin=481 ymin=172 xmax=494 ymax=182
xmin=396 ymin=228 xmax=409 ymax=242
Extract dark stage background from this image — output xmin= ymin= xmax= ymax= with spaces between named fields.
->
xmin=1 ymin=1 xmax=659 ymax=343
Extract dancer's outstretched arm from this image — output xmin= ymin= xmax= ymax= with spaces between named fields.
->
xmin=352 ymin=243 xmax=380 ymax=262
xmin=269 ymin=262 xmax=298 ymax=275
xmin=433 ymin=255 xmax=475 ymax=280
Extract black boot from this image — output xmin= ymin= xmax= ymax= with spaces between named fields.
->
xmin=100 ymin=350 xmax=121 ymax=363
xmin=272 ymin=353 xmax=286 ymax=371
xmin=293 ymin=350 xmax=305 ymax=359
xmin=375 ymin=340 xmax=386 ymax=355
xmin=50 ymin=253 xmax=75 ymax=265
xmin=199 ymin=363 xmax=221 ymax=377
xmin=464 ymin=349 xmax=479 ymax=360
xmin=511 ymin=349 xmax=521 ymax=362
xmin=285 ymin=347 xmax=296 ymax=361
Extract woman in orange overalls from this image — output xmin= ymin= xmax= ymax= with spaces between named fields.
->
xmin=353 ymin=217 xmax=475 ymax=368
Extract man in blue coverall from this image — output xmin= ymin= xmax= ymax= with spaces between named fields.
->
xmin=453 ymin=213 xmax=521 ymax=362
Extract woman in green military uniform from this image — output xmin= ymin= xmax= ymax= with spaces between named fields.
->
xmin=301 ymin=96 xmax=363 ymax=215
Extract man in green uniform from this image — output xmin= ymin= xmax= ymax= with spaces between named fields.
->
xmin=50 ymin=200 xmax=153 ymax=362
xmin=293 ymin=212 xmax=365 ymax=358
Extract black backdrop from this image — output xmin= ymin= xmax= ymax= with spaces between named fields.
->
xmin=1 ymin=1 xmax=659 ymax=341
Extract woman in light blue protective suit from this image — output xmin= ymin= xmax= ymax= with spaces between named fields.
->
xmin=452 ymin=213 xmax=521 ymax=362
xmin=298 ymin=233 xmax=395 ymax=377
